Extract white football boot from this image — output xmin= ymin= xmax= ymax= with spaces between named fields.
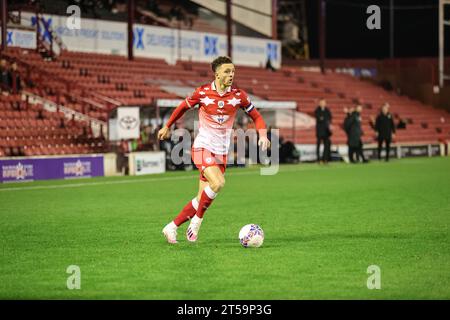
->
xmin=162 ymin=222 xmax=178 ymax=244
xmin=186 ymin=215 xmax=203 ymax=242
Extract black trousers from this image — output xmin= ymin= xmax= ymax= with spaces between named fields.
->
xmin=377 ymin=137 xmax=392 ymax=161
xmin=316 ymin=136 xmax=331 ymax=162
xmin=349 ymin=141 xmax=366 ymax=163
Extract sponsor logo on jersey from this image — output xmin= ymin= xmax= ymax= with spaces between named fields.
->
xmin=211 ymin=114 xmax=229 ymax=124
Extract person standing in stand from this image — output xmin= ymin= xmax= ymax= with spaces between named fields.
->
xmin=345 ymin=105 xmax=368 ymax=163
xmin=314 ymin=98 xmax=332 ymax=164
xmin=375 ymin=103 xmax=396 ymax=161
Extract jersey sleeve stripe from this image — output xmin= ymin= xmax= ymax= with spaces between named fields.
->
xmin=185 ymin=98 xmax=192 ymax=108
xmin=245 ymin=104 xmax=254 ymax=113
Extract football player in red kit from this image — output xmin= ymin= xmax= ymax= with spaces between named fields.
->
xmin=158 ymin=56 xmax=270 ymax=244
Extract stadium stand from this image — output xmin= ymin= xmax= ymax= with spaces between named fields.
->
xmin=34 ymin=0 xmax=236 ymax=35
xmin=1 ymin=45 xmax=449 ymax=157
xmin=0 ymin=87 xmax=106 ymax=157
xmin=278 ymin=67 xmax=450 ymax=145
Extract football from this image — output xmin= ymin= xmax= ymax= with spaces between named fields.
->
xmin=239 ymin=224 xmax=264 ymax=248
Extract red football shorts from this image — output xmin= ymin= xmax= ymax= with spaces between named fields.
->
xmin=191 ymin=147 xmax=227 ymax=182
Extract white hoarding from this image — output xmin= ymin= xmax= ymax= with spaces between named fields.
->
xmin=116 ymin=107 xmax=140 ymax=140
xmin=1 ymin=28 xmax=36 ymax=49
xmin=21 ymin=12 xmax=281 ymax=68
xmin=129 ymin=152 xmax=166 ymax=175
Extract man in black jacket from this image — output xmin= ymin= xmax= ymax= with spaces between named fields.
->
xmin=8 ymin=62 xmax=22 ymax=93
xmin=375 ymin=103 xmax=396 ymax=161
xmin=0 ymin=59 xmax=9 ymax=92
xmin=344 ymin=105 xmax=368 ymax=163
xmin=343 ymin=107 xmax=353 ymax=160
xmin=314 ymin=98 xmax=332 ymax=163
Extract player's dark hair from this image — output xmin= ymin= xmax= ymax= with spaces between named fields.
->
xmin=211 ymin=56 xmax=233 ymax=73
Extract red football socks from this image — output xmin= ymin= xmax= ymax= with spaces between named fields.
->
xmin=173 ymin=197 xmax=199 ymax=226
xmin=196 ymin=186 xmax=218 ymax=218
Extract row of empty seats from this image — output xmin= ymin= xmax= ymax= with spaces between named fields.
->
xmin=1 ymin=47 xmax=449 ymax=155
xmin=0 ymin=93 xmax=106 ymax=157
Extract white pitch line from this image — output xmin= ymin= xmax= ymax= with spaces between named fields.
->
xmin=0 ymin=175 xmax=195 ymax=192
xmin=0 ymin=165 xmax=320 ymax=192
xmin=0 ymin=159 xmax=430 ymax=192
xmin=0 ymin=169 xmax=272 ymax=192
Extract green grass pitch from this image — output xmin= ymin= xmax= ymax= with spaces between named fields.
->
xmin=1 ymin=157 xmax=449 ymax=299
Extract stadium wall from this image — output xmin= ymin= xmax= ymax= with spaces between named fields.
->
xmin=0 ymin=151 xmax=167 ymax=183
xmin=190 ymin=0 xmax=273 ymax=38
xmin=19 ymin=12 xmax=281 ymax=68
xmin=296 ymin=142 xmax=446 ymax=162
xmin=284 ymin=57 xmax=450 ymax=111
xmin=376 ymin=58 xmax=450 ymax=111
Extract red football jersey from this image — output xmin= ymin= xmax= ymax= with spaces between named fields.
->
xmin=186 ymin=81 xmax=255 ymax=155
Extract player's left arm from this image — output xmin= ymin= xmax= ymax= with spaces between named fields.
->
xmin=240 ymin=91 xmax=270 ymax=151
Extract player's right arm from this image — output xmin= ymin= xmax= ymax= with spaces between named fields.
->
xmin=157 ymin=88 xmax=201 ymax=140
